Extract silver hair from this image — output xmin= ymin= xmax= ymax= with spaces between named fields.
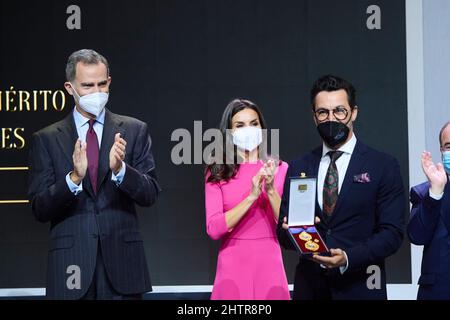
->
xmin=65 ymin=49 xmax=109 ymax=82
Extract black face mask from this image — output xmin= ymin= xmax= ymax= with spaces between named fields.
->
xmin=317 ymin=121 xmax=350 ymax=149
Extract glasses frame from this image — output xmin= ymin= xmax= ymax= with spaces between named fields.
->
xmin=314 ymin=106 xmax=350 ymax=123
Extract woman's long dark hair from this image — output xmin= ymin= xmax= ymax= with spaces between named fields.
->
xmin=206 ymin=99 xmax=267 ymax=183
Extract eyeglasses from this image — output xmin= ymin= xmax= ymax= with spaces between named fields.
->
xmin=314 ymin=106 xmax=349 ymax=122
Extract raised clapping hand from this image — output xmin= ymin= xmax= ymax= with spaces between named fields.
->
xmin=263 ymin=159 xmax=277 ymax=193
xmin=249 ymin=159 xmax=280 ymax=200
xmin=109 ymin=133 xmax=127 ymax=175
xmin=421 ymin=151 xmax=447 ymax=195
xmin=70 ymin=139 xmax=87 ymax=185
xmin=248 ymin=167 xmax=265 ymax=201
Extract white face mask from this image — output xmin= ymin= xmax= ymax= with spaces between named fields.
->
xmin=70 ymin=83 xmax=108 ymax=118
xmin=232 ymin=126 xmax=263 ymax=151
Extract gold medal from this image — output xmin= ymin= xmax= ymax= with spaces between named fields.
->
xmin=299 ymin=231 xmax=312 ymax=241
xmin=305 ymin=240 xmax=319 ymax=251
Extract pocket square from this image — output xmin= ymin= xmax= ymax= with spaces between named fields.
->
xmin=353 ymin=172 xmax=371 ymax=183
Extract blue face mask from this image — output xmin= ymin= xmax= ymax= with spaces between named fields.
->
xmin=442 ymin=151 xmax=450 ymax=174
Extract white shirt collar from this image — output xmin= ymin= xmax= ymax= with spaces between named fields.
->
xmin=73 ymin=106 xmax=105 ymax=129
xmin=322 ymin=132 xmax=357 ymax=158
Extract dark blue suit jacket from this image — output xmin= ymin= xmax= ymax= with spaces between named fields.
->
xmin=28 ymin=109 xmax=161 ymax=299
xmin=277 ymin=140 xmax=405 ymax=300
xmin=408 ymin=180 xmax=450 ymax=300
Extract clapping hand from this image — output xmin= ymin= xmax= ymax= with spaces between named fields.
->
xmin=109 ymin=133 xmax=127 ymax=175
xmin=263 ymin=159 xmax=277 ymax=192
xmin=71 ymin=139 xmax=87 ymax=185
xmin=421 ymin=151 xmax=447 ymax=195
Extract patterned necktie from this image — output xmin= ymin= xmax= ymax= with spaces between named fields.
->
xmin=86 ymin=119 xmax=99 ymax=194
xmin=323 ymin=151 xmax=344 ymax=216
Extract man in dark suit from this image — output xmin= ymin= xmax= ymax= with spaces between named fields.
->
xmin=408 ymin=121 xmax=450 ymax=300
xmin=277 ymin=75 xmax=405 ymax=300
xmin=28 ymin=49 xmax=161 ymax=299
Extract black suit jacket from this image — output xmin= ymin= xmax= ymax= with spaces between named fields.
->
xmin=28 ymin=109 xmax=161 ymax=299
xmin=277 ymin=140 xmax=405 ymax=300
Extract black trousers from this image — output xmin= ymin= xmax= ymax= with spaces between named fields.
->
xmin=81 ymin=242 xmax=143 ymax=300
xmin=293 ymin=262 xmax=333 ymax=300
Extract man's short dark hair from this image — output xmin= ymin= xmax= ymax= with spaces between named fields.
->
xmin=310 ymin=75 xmax=357 ymax=110
xmin=66 ymin=49 xmax=109 ymax=82
xmin=439 ymin=121 xmax=450 ymax=147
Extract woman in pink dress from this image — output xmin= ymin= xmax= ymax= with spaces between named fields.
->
xmin=205 ymin=99 xmax=290 ymax=300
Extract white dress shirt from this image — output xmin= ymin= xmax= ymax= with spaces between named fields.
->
xmin=429 ymin=189 xmax=444 ymax=200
